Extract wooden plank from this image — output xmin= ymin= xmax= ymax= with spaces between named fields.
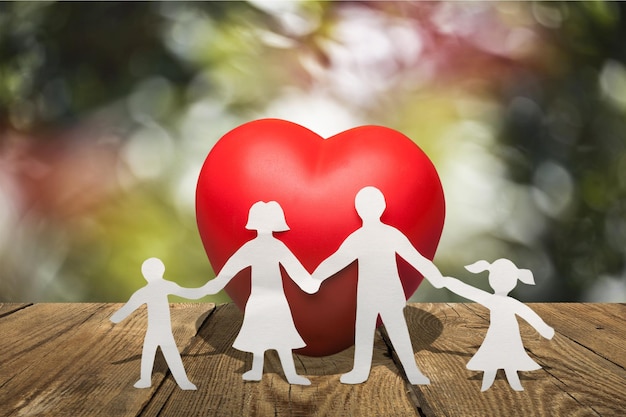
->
xmin=0 ymin=303 xmax=32 ymax=319
xmin=1 ymin=303 xmax=623 ymax=416
xmin=0 ymin=303 xmax=102 ymax=379
xmin=464 ymin=302 xmax=626 ymax=416
xmin=0 ymin=302 xmax=215 ymax=417
xmin=142 ymin=303 xmax=419 ymax=417
xmin=396 ymin=303 xmax=595 ymax=417
xmin=0 ymin=304 xmax=106 ymax=416
xmin=532 ymin=303 xmax=626 ymax=368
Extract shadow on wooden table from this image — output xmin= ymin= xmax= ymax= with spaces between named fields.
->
xmin=403 ymin=304 xmax=444 ymax=352
xmin=188 ymin=303 xmax=445 ymax=382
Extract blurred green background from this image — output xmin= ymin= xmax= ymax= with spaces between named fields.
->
xmin=0 ymin=1 xmax=625 ymax=303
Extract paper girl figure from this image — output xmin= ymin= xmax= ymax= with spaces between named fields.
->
xmin=201 ymin=201 xmax=319 ymax=385
xmin=110 ymin=257 xmax=206 ymax=390
xmin=442 ymin=259 xmax=555 ymax=391
xmin=312 ymin=186 xmax=445 ymax=385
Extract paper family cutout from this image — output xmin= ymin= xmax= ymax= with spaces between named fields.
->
xmin=111 ymin=186 xmax=554 ymax=392
xmin=443 ymin=259 xmax=555 ymax=391
xmin=110 ymin=258 xmax=204 ymax=390
xmin=312 ymin=186 xmax=444 ymax=384
xmin=200 ymin=200 xmax=318 ymax=386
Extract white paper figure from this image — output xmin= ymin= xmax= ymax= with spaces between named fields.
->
xmin=442 ymin=259 xmax=555 ymax=391
xmin=312 ymin=186 xmax=445 ymax=385
xmin=201 ymin=201 xmax=319 ymax=385
xmin=110 ymin=257 xmax=205 ymax=390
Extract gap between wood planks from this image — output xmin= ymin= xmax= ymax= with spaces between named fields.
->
xmin=462 ymin=302 xmax=626 ymax=416
xmin=377 ymin=307 xmax=434 ymax=417
xmin=0 ymin=303 xmax=33 ymax=319
xmin=137 ymin=303 xmax=219 ymax=416
xmin=377 ymin=324 xmax=431 ymax=416
xmin=143 ymin=303 xmax=421 ymax=417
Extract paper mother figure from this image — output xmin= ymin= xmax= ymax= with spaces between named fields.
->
xmin=312 ymin=186 xmax=445 ymax=384
xmin=110 ymin=257 xmax=205 ymax=390
xmin=442 ymin=259 xmax=555 ymax=391
xmin=201 ymin=201 xmax=319 ymax=385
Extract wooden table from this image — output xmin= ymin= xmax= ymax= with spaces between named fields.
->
xmin=0 ymin=303 xmax=624 ymax=416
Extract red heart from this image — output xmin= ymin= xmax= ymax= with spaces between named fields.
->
xmin=196 ymin=119 xmax=445 ymax=356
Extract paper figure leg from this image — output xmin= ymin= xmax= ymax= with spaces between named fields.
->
xmin=504 ymin=368 xmax=524 ymax=391
xmin=480 ymin=370 xmax=497 ymax=391
xmin=277 ymin=349 xmax=311 ymax=386
xmin=135 ymin=340 xmax=158 ymax=388
xmin=341 ymin=308 xmax=378 ymax=384
xmin=383 ymin=308 xmax=430 ymax=385
xmin=243 ymin=352 xmax=264 ymax=381
xmin=161 ymin=343 xmax=197 ymax=390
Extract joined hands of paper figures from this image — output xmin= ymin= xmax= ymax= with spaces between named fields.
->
xmin=198 ymin=188 xmax=438 ymax=386
xmin=199 ymin=201 xmax=318 ymax=385
xmin=112 ymin=188 xmax=553 ymax=392
xmin=311 ymin=186 xmax=443 ymax=385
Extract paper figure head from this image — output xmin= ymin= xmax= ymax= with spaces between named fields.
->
xmin=245 ymin=201 xmax=290 ymax=233
xmin=465 ymin=258 xmax=535 ymax=295
xmin=141 ymin=257 xmax=165 ymax=282
xmin=355 ymin=186 xmax=386 ymax=221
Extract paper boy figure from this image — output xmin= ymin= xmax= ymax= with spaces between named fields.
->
xmin=110 ymin=257 xmax=205 ymax=390
xmin=201 ymin=201 xmax=319 ymax=385
xmin=313 ymin=186 xmax=445 ymax=385
xmin=442 ymin=259 xmax=555 ymax=391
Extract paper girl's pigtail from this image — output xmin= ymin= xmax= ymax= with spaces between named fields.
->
xmin=465 ymin=260 xmax=490 ymax=274
xmin=466 ymin=258 xmax=534 ymax=285
xmin=517 ymin=269 xmax=535 ymax=285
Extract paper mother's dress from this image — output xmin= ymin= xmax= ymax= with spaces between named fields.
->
xmin=442 ymin=259 xmax=555 ymax=392
xmin=201 ymin=201 xmax=319 ymax=386
xmin=312 ymin=186 xmax=446 ymax=385
xmin=110 ymin=257 xmax=206 ymax=390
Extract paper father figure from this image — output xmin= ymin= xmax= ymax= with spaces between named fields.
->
xmin=201 ymin=201 xmax=319 ymax=385
xmin=312 ymin=186 xmax=445 ymax=384
xmin=442 ymin=259 xmax=555 ymax=391
xmin=110 ymin=257 xmax=205 ymax=390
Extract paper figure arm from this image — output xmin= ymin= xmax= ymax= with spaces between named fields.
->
xmin=110 ymin=290 xmax=145 ymax=323
xmin=280 ymin=248 xmax=319 ymax=294
xmin=515 ymin=301 xmax=555 ymax=339
xmin=395 ymin=234 xmax=445 ymax=289
xmin=312 ymin=238 xmax=356 ymax=283
xmin=441 ymin=277 xmax=491 ymax=304
xmin=167 ymin=281 xmax=208 ymax=300
xmin=201 ymin=246 xmax=251 ymax=295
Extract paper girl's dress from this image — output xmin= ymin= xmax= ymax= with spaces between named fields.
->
xmin=466 ymin=295 xmax=540 ymax=372
xmin=223 ymin=235 xmax=308 ymax=354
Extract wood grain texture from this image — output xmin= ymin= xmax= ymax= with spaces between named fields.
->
xmin=0 ymin=303 xmax=623 ymax=416
xmin=0 ymin=303 xmax=214 ymax=417
xmin=532 ymin=303 xmax=626 ymax=368
xmin=464 ymin=302 xmax=626 ymax=416
xmin=390 ymin=303 xmax=594 ymax=417
xmin=142 ymin=303 xmax=419 ymax=417
xmin=0 ymin=303 xmax=31 ymax=319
